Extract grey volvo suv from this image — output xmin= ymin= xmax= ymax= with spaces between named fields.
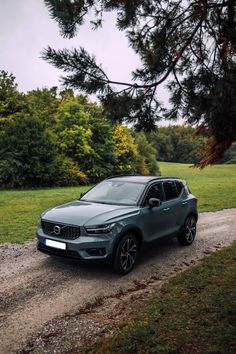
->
xmin=37 ymin=176 xmax=198 ymax=274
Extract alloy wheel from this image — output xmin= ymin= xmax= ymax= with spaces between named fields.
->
xmin=185 ymin=216 xmax=196 ymax=242
xmin=114 ymin=234 xmax=139 ymax=274
xmin=120 ymin=237 xmax=137 ymax=272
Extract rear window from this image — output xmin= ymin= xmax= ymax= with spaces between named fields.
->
xmin=163 ymin=181 xmax=178 ymax=200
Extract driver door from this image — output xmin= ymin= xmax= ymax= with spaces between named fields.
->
xmin=140 ymin=182 xmax=168 ymax=242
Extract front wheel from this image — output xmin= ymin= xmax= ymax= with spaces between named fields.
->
xmin=113 ymin=233 xmax=138 ymax=275
xmin=177 ymin=215 xmax=197 ymax=246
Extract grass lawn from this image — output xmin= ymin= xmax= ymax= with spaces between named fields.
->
xmin=0 ymin=162 xmax=235 ymax=243
xmin=86 ymin=242 xmax=236 ymax=354
xmin=159 ymin=162 xmax=236 ymax=212
xmin=0 ymin=185 xmax=90 ymax=243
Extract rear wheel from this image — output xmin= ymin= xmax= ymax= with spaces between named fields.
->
xmin=113 ymin=233 xmax=138 ymax=275
xmin=177 ymin=215 xmax=197 ymax=246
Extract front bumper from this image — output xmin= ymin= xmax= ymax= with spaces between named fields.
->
xmin=37 ymin=226 xmax=116 ymax=261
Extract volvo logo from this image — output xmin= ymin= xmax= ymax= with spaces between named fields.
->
xmin=53 ymin=225 xmax=61 ymax=235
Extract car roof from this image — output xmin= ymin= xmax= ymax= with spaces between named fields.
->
xmin=106 ymin=175 xmax=182 ymax=184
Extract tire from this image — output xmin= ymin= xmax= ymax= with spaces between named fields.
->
xmin=177 ymin=215 xmax=197 ymax=246
xmin=113 ymin=233 xmax=138 ymax=275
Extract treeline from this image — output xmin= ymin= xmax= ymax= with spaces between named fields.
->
xmin=0 ymin=71 xmax=159 ymax=188
xmin=147 ymin=126 xmax=236 ymax=164
xmin=147 ymin=126 xmax=207 ymax=164
xmin=1 ymin=71 xmax=234 ymax=189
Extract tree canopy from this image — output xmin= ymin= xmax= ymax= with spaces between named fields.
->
xmin=43 ymin=0 xmax=236 ymax=167
xmin=0 ymin=71 xmax=160 ymax=188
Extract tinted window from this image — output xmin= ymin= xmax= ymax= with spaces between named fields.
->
xmin=144 ymin=183 xmax=163 ymax=205
xmin=163 ymin=181 xmax=178 ymax=200
xmin=175 ymin=181 xmax=183 ymax=196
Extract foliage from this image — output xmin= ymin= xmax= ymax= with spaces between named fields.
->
xmin=43 ymin=0 xmax=236 ymax=166
xmin=0 ymin=72 xmax=160 ymax=188
xmin=0 ymin=70 xmax=26 ymax=117
xmin=135 ymin=132 xmax=160 ymax=175
xmin=0 ymin=114 xmax=59 ymax=187
xmin=113 ymin=125 xmax=138 ymax=174
xmin=221 ymin=142 xmax=236 ymax=163
xmin=56 ymin=157 xmax=89 ymax=186
xmin=174 ymin=139 xmax=195 ymax=163
xmin=148 ymin=125 xmax=208 ymax=164
xmin=1 ymin=69 xmax=234 ymax=188
xmin=55 ymin=96 xmax=116 ymax=181
xmin=148 ymin=131 xmax=174 ymax=162
xmin=148 ymin=125 xmax=236 ymax=164
xmin=0 ymin=72 xmax=158 ymax=187
xmin=26 ymin=87 xmax=59 ymax=127
xmin=55 ymin=98 xmax=95 ymax=167
xmin=87 ymin=116 xmax=116 ymax=181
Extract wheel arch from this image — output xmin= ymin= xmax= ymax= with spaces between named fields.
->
xmin=179 ymin=211 xmax=198 ymax=234
xmin=112 ymin=225 xmax=143 ymax=258
xmin=187 ymin=211 xmax=198 ymax=222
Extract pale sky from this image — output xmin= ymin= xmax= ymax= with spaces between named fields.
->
xmin=0 ymin=0 xmax=178 ymax=125
xmin=0 ymin=0 xmax=141 ymax=92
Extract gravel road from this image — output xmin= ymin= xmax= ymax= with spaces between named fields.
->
xmin=0 ymin=208 xmax=236 ymax=354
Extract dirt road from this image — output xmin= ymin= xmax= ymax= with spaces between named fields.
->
xmin=0 ymin=208 xmax=236 ymax=354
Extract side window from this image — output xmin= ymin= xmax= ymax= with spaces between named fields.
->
xmin=175 ymin=181 xmax=183 ymax=196
xmin=163 ymin=181 xmax=178 ymax=200
xmin=144 ymin=183 xmax=163 ymax=206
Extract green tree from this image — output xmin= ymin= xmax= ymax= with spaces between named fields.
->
xmin=174 ymin=140 xmax=195 ymax=163
xmin=190 ymin=136 xmax=207 ymax=163
xmin=55 ymin=96 xmax=116 ymax=181
xmin=148 ymin=131 xmax=174 ymax=162
xmin=221 ymin=142 xmax=236 ymax=163
xmin=0 ymin=114 xmax=58 ymax=187
xmin=0 ymin=70 xmax=26 ymax=117
xmin=113 ymin=125 xmax=138 ymax=174
xmin=147 ymin=125 xmax=208 ymax=164
xmin=43 ymin=0 xmax=236 ymax=166
xmin=26 ymin=87 xmax=59 ymax=127
xmin=55 ymin=99 xmax=94 ymax=174
xmin=87 ymin=116 xmax=115 ymax=181
xmin=135 ymin=132 xmax=160 ymax=175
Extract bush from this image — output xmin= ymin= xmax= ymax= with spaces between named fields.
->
xmin=0 ymin=114 xmax=58 ymax=188
xmin=56 ymin=157 xmax=89 ymax=186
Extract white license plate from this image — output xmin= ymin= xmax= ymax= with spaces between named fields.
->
xmin=45 ymin=239 xmax=66 ymax=250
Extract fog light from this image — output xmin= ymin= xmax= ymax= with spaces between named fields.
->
xmin=86 ymin=248 xmax=106 ymax=256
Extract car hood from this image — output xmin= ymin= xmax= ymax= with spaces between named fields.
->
xmin=41 ymin=200 xmax=140 ymax=226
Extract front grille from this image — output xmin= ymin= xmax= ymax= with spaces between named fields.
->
xmin=41 ymin=220 xmax=80 ymax=240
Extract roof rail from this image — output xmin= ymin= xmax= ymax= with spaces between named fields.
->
xmin=105 ymin=175 xmax=182 ymax=180
xmin=153 ymin=176 xmax=181 ymax=180
xmin=105 ymin=174 xmax=138 ymax=179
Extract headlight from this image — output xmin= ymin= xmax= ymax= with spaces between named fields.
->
xmin=85 ymin=223 xmax=116 ymax=235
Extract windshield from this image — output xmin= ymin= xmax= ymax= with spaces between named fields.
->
xmin=81 ymin=180 xmax=145 ymax=206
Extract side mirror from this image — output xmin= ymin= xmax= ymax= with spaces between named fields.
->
xmin=148 ymin=198 xmax=161 ymax=208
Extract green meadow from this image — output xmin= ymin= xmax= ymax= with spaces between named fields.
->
xmin=0 ymin=185 xmax=90 ymax=244
xmin=0 ymin=162 xmax=235 ymax=244
xmin=159 ymin=162 xmax=236 ymax=212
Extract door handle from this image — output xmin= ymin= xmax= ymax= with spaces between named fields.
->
xmin=163 ymin=207 xmax=170 ymax=212
xmin=182 ymin=202 xmax=188 ymax=205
